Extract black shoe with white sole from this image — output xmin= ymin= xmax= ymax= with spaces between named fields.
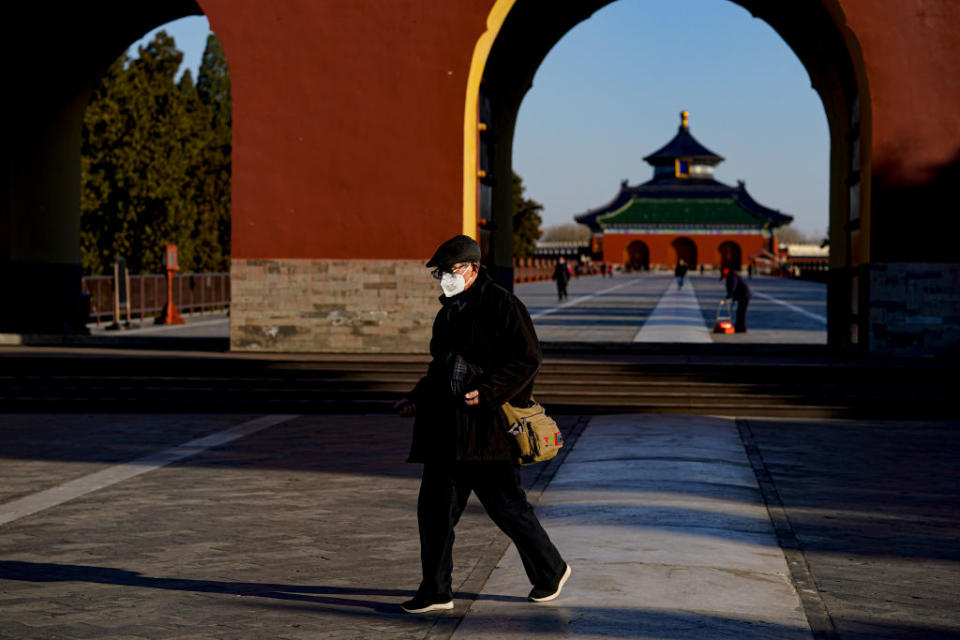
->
xmin=528 ymin=563 xmax=571 ymax=602
xmin=400 ymin=594 xmax=454 ymax=614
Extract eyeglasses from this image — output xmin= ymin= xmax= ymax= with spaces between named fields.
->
xmin=430 ymin=263 xmax=473 ymax=280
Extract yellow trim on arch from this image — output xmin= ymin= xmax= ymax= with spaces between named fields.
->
xmin=462 ymin=0 xmax=517 ymax=239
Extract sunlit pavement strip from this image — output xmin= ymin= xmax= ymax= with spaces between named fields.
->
xmin=752 ymin=291 xmax=827 ymax=324
xmin=453 ymin=414 xmax=813 ymax=639
xmin=0 ymin=415 xmax=297 ymax=527
xmin=87 ymin=314 xmax=229 ymax=335
xmin=529 ymin=279 xmax=641 ymax=319
xmin=102 ymin=317 xmax=229 ymax=335
xmin=633 ymin=278 xmax=711 ymax=343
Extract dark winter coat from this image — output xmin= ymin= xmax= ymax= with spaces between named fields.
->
xmin=724 ymin=271 xmax=751 ymax=301
xmin=406 ymin=268 xmax=541 ymax=463
xmin=552 ymin=262 xmax=570 ymax=284
xmin=674 ymin=264 xmax=688 ymax=278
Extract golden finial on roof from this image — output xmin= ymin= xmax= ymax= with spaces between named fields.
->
xmin=681 ymin=110 xmax=689 ymax=129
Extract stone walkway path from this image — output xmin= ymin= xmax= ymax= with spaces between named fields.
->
xmin=632 ymin=278 xmax=711 ymax=342
xmin=516 ymin=273 xmax=826 ymax=344
xmin=453 ymin=414 xmax=811 ymax=639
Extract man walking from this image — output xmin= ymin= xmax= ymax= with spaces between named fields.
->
xmin=552 ymin=257 xmax=571 ymax=300
xmin=674 ymin=259 xmax=688 ymax=289
xmin=721 ymin=267 xmax=751 ymax=333
xmin=394 ymin=235 xmax=570 ymax=614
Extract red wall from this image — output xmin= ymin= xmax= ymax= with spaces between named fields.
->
xmin=839 ymin=0 xmax=960 ymax=187
xmin=835 ymin=0 xmax=960 ymax=262
xmin=195 ymin=0 xmax=960 ymax=265
xmin=199 ymin=0 xmax=490 ymax=261
xmin=603 ymin=233 xmax=767 ymax=267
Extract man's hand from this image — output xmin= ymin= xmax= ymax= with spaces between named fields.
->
xmin=394 ymin=398 xmax=416 ymax=417
xmin=464 ymin=390 xmax=479 ymax=406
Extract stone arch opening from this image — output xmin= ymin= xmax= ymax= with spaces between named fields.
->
xmin=671 ymin=237 xmax=698 ymax=269
xmin=470 ymin=0 xmax=865 ymax=348
xmin=3 ymin=1 xmax=212 ymax=333
xmin=625 ymin=241 xmax=650 ymax=271
xmin=718 ymin=241 xmax=742 ymax=271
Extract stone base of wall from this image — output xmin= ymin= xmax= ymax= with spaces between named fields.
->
xmin=869 ymin=262 xmax=960 ymax=355
xmin=230 ymin=258 xmax=437 ymax=353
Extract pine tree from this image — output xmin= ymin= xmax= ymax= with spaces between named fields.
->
xmin=127 ymin=30 xmax=204 ymax=273
xmin=197 ymin=34 xmax=232 ymax=270
xmin=179 ymin=67 xmax=218 ymax=272
xmin=80 ymin=30 xmax=233 ymax=275
xmin=512 ymin=172 xmax=543 ymax=259
xmin=81 ymin=31 xmax=189 ymax=274
xmin=81 ymin=54 xmax=129 ymax=275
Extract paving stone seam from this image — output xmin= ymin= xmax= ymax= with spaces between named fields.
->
xmin=737 ymin=418 xmax=837 ymax=640
xmin=422 ymin=415 xmax=591 ymax=640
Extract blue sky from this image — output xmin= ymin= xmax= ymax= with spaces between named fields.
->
xmin=132 ymin=1 xmax=828 ymax=238
xmin=129 ymin=15 xmax=210 ymax=82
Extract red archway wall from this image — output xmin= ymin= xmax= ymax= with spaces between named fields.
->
xmin=192 ymin=0 xmax=960 ymax=353
xmin=4 ymin=1 xmax=960 ymax=353
xmin=188 ymin=0 xmax=960 ymax=267
xmin=199 ymin=0 xmax=492 ymax=261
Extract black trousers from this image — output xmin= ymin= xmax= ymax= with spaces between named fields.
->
xmin=556 ymin=280 xmax=568 ymax=299
xmin=735 ymin=296 xmax=749 ymax=332
xmin=416 ymin=461 xmax=565 ymax=599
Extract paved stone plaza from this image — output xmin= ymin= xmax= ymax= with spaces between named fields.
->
xmin=70 ymin=272 xmax=826 ymax=347
xmin=516 ymin=272 xmax=827 ymax=344
xmin=2 ymin=411 xmax=958 ymax=639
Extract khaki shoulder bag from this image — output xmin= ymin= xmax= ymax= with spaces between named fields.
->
xmin=502 ymin=397 xmax=564 ymax=466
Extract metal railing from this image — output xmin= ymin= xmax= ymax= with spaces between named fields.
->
xmin=82 ymin=273 xmax=230 ymax=327
xmin=512 ymin=258 xmax=605 ymax=283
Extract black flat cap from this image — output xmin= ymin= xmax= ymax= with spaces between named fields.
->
xmin=426 ymin=234 xmax=481 ymax=268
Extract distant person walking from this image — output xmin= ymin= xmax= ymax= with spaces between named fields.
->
xmin=552 ymin=257 xmax=571 ymax=301
xmin=721 ymin=267 xmax=751 ymax=333
xmin=674 ymin=259 xmax=688 ymax=289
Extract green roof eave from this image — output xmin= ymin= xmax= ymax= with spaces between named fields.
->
xmin=597 ymin=198 xmax=765 ymax=226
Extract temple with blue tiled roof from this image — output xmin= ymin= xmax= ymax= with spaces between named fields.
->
xmin=575 ymin=111 xmax=792 ymax=271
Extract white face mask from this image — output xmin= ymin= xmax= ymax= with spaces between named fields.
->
xmin=440 ymin=272 xmax=467 ymax=297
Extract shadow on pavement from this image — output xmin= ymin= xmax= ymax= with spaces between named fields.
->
xmin=0 ymin=560 xmax=525 ymax=615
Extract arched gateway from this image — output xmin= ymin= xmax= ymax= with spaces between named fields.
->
xmin=472 ymin=0 xmax=960 ymax=355
xmin=671 ymin=237 xmax=699 ymax=270
xmin=718 ymin=242 xmax=742 ymax=272
xmin=4 ymin=2 xmax=960 ymax=355
xmin=625 ymin=241 xmax=650 ymax=270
